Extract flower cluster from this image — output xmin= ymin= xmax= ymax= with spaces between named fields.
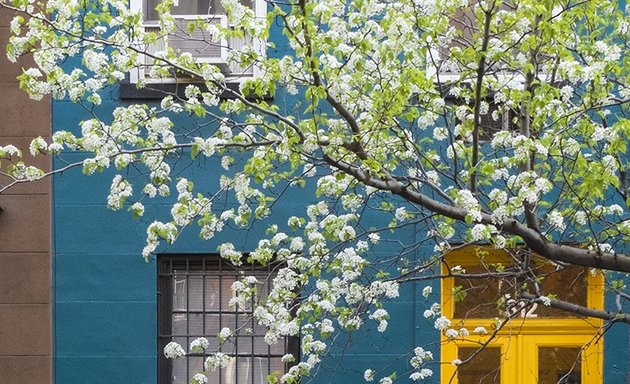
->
xmin=163 ymin=341 xmax=186 ymax=359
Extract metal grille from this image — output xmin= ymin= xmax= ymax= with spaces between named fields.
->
xmin=158 ymin=255 xmax=297 ymax=384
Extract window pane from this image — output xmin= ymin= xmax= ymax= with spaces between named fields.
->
xmin=219 ymin=275 xmax=238 ymax=310
xmin=218 ymin=356 xmax=284 ymax=384
xmin=453 ymin=258 xmax=589 ymax=319
xmin=144 ymin=0 xmax=254 ymax=20
xmin=538 ymin=347 xmax=582 ymax=384
xmin=170 ymin=356 xmax=188 ymax=384
xmin=453 ymin=265 xmax=509 ymax=319
xmin=534 ymin=265 xmax=588 ymax=317
xmin=457 ymin=347 xmax=501 ymax=384
xmin=187 ymin=276 xmax=204 ymax=311
xmin=145 ymin=0 xmax=216 ymax=20
xmin=173 ymin=275 xmax=187 ymax=311
xmin=204 ymin=276 xmax=223 ymax=311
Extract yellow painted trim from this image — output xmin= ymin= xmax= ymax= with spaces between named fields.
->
xmin=522 ymin=334 xmax=603 ymax=384
xmin=449 ymin=318 xmax=601 ymax=334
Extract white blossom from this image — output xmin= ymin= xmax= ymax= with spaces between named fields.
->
xmin=190 ymin=337 xmax=209 ymax=353
xmin=282 ymin=354 xmax=296 ymax=363
xmin=410 ymin=369 xmax=433 ymax=380
xmin=163 ymin=341 xmax=186 ymax=359
xmin=218 ymin=327 xmax=232 ymax=341
xmin=445 ymin=328 xmax=459 ymax=339
xmin=547 ymin=210 xmax=566 ymax=231
xmin=191 ymin=373 xmax=207 ymax=384
xmin=434 ymin=316 xmax=451 ymax=331
xmin=204 ymin=353 xmax=231 ymax=371
xmin=368 ymin=232 xmax=381 ymax=243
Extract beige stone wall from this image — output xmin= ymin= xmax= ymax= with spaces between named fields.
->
xmin=0 ymin=7 xmax=52 ymax=384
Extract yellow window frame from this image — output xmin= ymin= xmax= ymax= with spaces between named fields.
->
xmin=440 ymin=246 xmax=604 ymax=384
xmin=442 ymin=334 xmax=603 ymax=384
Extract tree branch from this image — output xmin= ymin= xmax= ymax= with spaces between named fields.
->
xmin=471 ymin=2 xmax=495 ymax=195
xmin=322 ymin=154 xmax=630 ymax=273
xmin=522 ymin=292 xmax=630 ymax=325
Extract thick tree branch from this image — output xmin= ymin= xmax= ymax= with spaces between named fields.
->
xmin=522 ymin=292 xmax=630 ymax=325
xmin=519 ymin=16 xmax=541 ymax=231
xmin=471 ymin=2 xmax=495 ymax=195
xmin=322 ymin=154 xmax=630 ymax=273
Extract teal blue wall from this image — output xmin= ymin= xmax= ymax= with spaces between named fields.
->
xmin=51 ymin=85 xmax=441 ymax=383
xmin=53 ymin=95 xmax=157 ymax=383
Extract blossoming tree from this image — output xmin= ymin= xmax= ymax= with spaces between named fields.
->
xmin=0 ymin=0 xmax=629 ymax=382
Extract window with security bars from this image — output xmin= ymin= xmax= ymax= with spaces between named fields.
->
xmin=158 ymin=255 xmax=298 ymax=384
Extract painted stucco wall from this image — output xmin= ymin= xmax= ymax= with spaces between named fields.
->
xmin=51 ymin=83 xmax=438 ymax=383
xmin=53 ymin=93 xmax=157 ymax=383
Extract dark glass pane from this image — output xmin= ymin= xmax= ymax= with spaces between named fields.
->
xmin=458 ymin=347 xmax=501 ymax=384
xmin=478 ymin=106 xmax=507 ymax=141
xmin=453 ymin=265 xmax=510 ymax=319
xmin=453 ymin=258 xmax=589 ymax=319
xmin=538 ymin=347 xmax=581 ymax=384
xmin=534 ymin=265 xmax=588 ymax=317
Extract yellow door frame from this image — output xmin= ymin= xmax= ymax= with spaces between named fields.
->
xmin=440 ymin=247 xmax=604 ymax=384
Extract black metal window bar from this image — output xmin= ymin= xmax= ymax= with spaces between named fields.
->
xmin=158 ymin=255 xmax=298 ymax=384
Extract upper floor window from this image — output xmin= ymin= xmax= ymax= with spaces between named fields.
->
xmin=158 ymin=255 xmax=297 ymax=384
xmin=129 ymin=0 xmax=265 ymax=83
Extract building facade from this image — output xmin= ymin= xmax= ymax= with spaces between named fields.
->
xmin=1 ymin=3 xmax=630 ymax=384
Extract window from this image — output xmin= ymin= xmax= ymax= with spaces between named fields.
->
xmin=129 ymin=0 xmax=265 ymax=83
xmin=454 ymin=102 xmax=517 ymax=142
xmin=158 ymin=255 xmax=298 ymax=384
xmin=440 ymin=247 xmax=604 ymax=384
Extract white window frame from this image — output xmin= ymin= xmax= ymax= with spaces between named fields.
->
xmin=129 ymin=0 xmax=266 ymax=84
